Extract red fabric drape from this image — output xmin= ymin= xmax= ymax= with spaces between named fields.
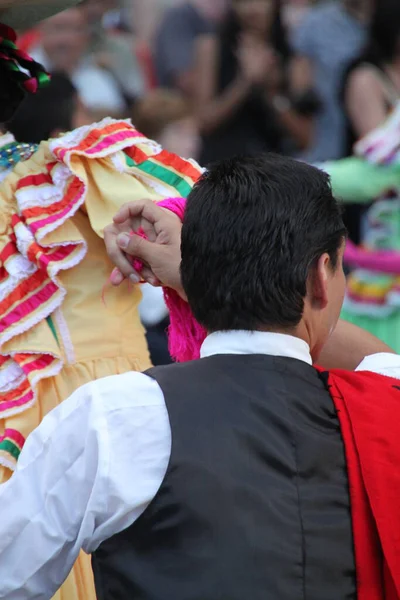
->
xmin=317 ymin=366 xmax=400 ymax=599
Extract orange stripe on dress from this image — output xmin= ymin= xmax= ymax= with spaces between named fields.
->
xmin=54 ymin=122 xmax=143 ymax=161
xmin=0 ymin=240 xmax=18 ymax=263
xmin=0 ymin=269 xmax=46 ymax=313
xmin=0 ymin=272 xmax=54 ymax=323
xmin=16 ymin=172 xmax=53 ymax=190
xmin=22 ymin=177 xmax=81 ymax=220
xmin=0 ymin=388 xmax=34 ymax=413
xmin=0 ymin=280 xmax=59 ymax=332
xmin=0 ymin=356 xmax=9 ymax=367
xmin=124 ymin=145 xmax=152 ymax=165
xmin=154 ymin=149 xmax=202 ymax=182
xmin=0 ymin=378 xmax=30 ymax=403
xmin=14 ymin=352 xmax=56 ymax=375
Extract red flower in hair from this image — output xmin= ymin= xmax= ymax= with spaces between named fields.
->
xmin=0 ymin=23 xmax=50 ymax=94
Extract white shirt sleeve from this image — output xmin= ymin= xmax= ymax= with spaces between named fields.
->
xmin=0 ymin=371 xmax=170 ymax=600
xmin=139 ymin=284 xmax=169 ymax=327
xmin=356 ymin=352 xmax=400 ymax=380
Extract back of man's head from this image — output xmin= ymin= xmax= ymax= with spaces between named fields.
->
xmin=181 ymin=154 xmax=346 ymax=335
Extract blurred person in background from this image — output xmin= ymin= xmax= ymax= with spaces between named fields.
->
xmin=154 ymin=0 xmax=228 ymax=96
xmin=282 ymin=0 xmax=312 ymax=33
xmin=131 ymin=0 xmax=182 ymax=45
xmin=30 ymin=6 xmax=127 ymax=118
xmin=333 ymin=0 xmax=400 ymax=350
xmin=131 ymin=0 xmax=184 ymax=89
xmin=195 ymin=0 xmax=318 ymax=165
xmin=133 ymin=88 xmax=201 ymax=159
xmin=8 ymin=73 xmax=91 ymax=143
xmin=343 ymin=0 xmax=400 ymax=148
xmin=338 ymin=0 xmax=400 ymax=245
xmin=81 ymin=0 xmax=145 ymax=106
xmin=291 ymin=0 xmax=373 ymax=163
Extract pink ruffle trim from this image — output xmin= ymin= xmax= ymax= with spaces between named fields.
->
xmin=344 ymin=240 xmax=400 ymax=275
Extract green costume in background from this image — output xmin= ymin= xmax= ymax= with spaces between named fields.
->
xmin=320 ymin=109 xmax=400 ymax=350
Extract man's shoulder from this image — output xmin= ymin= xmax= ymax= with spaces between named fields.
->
xmin=146 ymin=359 xmax=203 ymax=380
xmin=319 ymin=364 xmax=400 ymax=390
xmin=87 ymin=370 xmax=166 ymax=411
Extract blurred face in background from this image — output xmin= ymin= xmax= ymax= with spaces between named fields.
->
xmin=40 ymin=8 xmax=89 ymax=72
xmin=231 ymin=0 xmax=276 ymax=34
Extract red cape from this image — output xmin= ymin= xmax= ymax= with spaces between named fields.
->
xmin=317 ymin=367 xmax=400 ymax=599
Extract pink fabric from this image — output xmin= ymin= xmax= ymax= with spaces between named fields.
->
xmin=134 ymin=197 xmax=206 ymax=362
xmin=344 ymin=240 xmax=400 ymax=274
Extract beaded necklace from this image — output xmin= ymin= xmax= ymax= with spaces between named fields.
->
xmin=0 ymin=133 xmax=38 ymax=174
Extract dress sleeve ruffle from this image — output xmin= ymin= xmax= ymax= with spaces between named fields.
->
xmin=0 ymin=118 xmax=204 ymax=468
xmin=339 ymin=105 xmax=400 ymax=317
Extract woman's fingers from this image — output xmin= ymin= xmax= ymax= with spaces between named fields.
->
xmin=113 ymin=199 xmax=165 ymax=228
xmin=141 ymin=266 xmax=160 ymax=287
xmin=104 ymin=223 xmax=138 ymax=281
xmin=110 ymin=268 xmax=125 ymax=286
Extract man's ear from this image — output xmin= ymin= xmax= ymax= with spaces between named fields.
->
xmin=308 ymin=253 xmax=330 ymax=310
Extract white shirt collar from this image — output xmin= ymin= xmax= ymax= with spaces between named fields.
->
xmin=200 ymin=330 xmax=312 ymax=365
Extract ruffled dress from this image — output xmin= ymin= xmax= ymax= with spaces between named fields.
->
xmin=323 ymin=105 xmax=400 ymax=350
xmin=0 ymin=119 xmax=203 ymax=600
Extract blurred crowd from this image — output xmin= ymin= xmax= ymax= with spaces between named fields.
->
xmin=8 ymin=0 xmax=400 ymax=363
xmin=11 ymin=0 xmax=398 ymax=167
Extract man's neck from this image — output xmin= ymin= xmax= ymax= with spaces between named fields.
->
xmin=259 ymin=323 xmax=313 ymax=351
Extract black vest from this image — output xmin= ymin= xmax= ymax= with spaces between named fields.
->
xmin=92 ymin=355 xmax=356 ymax=599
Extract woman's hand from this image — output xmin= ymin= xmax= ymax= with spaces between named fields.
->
xmin=104 ymin=199 xmax=185 ymax=298
xmin=237 ymin=35 xmax=276 ymax=86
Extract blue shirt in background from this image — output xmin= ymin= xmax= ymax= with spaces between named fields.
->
xmin=292 ymin=1 xmax=367 ymax=162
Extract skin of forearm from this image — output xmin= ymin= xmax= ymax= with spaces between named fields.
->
xmin=317 ymin=319 xmax=395 ymax=370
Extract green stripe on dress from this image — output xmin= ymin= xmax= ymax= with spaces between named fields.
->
xmin=0 ymin=439 xmax=20 ymax=460
xmin=125 ymin=154 xmax=193 ymax=198
xmin=46 ymin=315 xmax=59 ymax=347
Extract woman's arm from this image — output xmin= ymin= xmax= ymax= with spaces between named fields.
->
xmin=345 ymin=67 xmax=388 ymax=138
xmin=317 ymin=320 xmax=395 ymax=371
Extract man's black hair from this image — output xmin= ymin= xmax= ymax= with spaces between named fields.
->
xmin=8 ymin=73 xmax=78 ymax=144
xmin=181 ymin=154 xmax=346 ymax=332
